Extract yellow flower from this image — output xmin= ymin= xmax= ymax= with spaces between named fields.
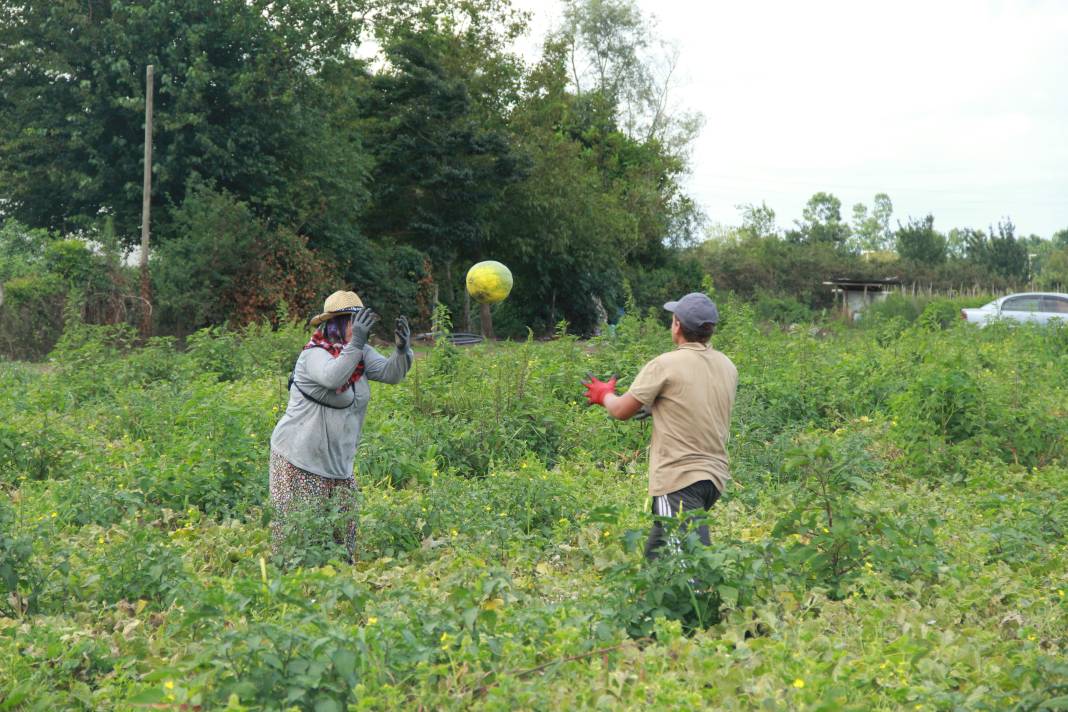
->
xmin=50 ymin=511 xmax=58 ymax=518
xmin=367 ymin=616 xmax=378 ymax=625
xmin=792 ymin=678 xmax=805 ymax=689
xmin=164 ymin=680 xmax=175 ymax=690
xmin=1058 ymin=589 xmax=1064 ymax=598
xmin=97 ymin=536 xmax=105 ymax=545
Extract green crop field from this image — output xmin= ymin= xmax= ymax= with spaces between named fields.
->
xmin=2 ymin=302 xmax=1067 ymax=711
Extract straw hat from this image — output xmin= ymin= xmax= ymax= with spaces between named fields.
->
xmin=309 ymin=290 xmax=364 ymax=327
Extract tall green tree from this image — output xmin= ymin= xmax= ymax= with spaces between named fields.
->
xmin=482 ymin=36 xmax=638 ymax=332
xmin=480 ymin=29 xmax=701 ymax=333
xmin=737 ymin=202 xmax=779 ymax=240
xmin=1039 ymin=245 xmax=1068 ymax=289
xmin=558 ymin=0 xmax=701 ymax=152
xmin=963 ymin=219 xmax=1028 ymax=281
xmin=850 ymin=193 xmax=893 ymax=252
xmin=0 ymin=0 xmax=370 ymax=245
xmin=788 ymin=192 xmax=851 ymax=249
xmin=356 ymin=30 xmax=527 ymax=307
xmin=895 ymin=214 xmax=946 ymax=264
xmin=946 ymin=227 xmax=978 ymax=260
xmin=1052 ymin=228 xmax=1068 ymax=249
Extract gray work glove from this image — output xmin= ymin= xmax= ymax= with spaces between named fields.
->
xmin=351 ymin=309 xmax=377 ymax=350
xmin=394 ymin=315 xmax=411 ymax=351
xmin=634 ymin=405 xmax=652 ymax=421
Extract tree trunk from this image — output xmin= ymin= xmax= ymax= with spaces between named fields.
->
xmin=465 ymin=291 xmax=472 ymax=333
xmin=480 ymin=302 xmax=494 ymax=340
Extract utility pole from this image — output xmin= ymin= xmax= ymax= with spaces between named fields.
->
xmin=139 ymin=64 xmax=154 ymax=338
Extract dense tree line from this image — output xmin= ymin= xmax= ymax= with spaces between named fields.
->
xmin=0 ymin=0 xmax=1064 ymax=353
xmin=0 ymin=0 xmax=703 ymax=340
xmin=696 ymin=192 xmax=1068 ymax=310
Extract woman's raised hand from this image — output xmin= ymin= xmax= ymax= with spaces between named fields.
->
xmin=394 ymin=315 xmax=411 ymax=351
xmin=351 ymin=309 xmax=377 ymax=349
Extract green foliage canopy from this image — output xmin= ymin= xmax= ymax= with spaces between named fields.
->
xmin=895 ymin=214 xmax=947 ymax=265
xmin=0 ymin=0 xmax=370 ymax=246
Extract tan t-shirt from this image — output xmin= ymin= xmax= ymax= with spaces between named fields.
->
xmin=627 ymin=342 xmax=738 ymax=497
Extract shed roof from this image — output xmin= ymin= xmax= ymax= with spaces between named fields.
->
xmin=822 ymin=277 xmax=901 ymax=290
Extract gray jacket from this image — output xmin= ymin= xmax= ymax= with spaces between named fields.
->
xmin=270 ymin=340 xmax=412 ymax=479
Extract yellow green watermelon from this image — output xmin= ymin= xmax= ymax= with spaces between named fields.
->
xmin=466 ymin=260 xmax=513 ymax=305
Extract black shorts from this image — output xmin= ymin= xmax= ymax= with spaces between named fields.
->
xmin=644 ymin=479 xmax=720 ymax=561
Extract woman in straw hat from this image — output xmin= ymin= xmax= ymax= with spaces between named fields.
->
xmin=269 ymin=290 xmax=413 ymax=562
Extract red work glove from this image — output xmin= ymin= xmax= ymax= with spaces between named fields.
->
xmin=582 ymin=375 xmax=617 ymax=406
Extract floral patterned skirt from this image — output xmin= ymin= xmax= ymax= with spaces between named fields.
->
xmin=268 ymin=450 xmax=358 ymax=559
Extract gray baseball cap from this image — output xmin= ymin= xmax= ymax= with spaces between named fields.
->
xmin=663 ymin=292 xmax=719 ymax=330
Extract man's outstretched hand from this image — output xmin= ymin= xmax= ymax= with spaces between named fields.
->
xmin=582 ymin=374 xmax=617 ymax=406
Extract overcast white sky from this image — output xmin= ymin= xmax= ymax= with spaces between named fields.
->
xmin=512 ymin=0 xmax=1068 ymax=238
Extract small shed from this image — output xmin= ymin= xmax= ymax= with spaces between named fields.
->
xmin=823 ymin=277 xmax=901 ymax=321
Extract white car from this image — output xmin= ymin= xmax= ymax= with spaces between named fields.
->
xmin=960 ymin=292 xmax=1068 ymax=326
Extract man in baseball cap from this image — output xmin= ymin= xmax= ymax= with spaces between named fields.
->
xmin=663 ymin=292 xmax=720 ymax=332
xmin=582 ymin=292 xmax=737 ymax=560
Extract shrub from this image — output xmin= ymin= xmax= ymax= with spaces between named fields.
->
xmin=0 ymin=274 xmax=66 ymax=359
xmin=752 ymin=292 xmax=814 ymax=324
xmin=915 ymin=296 xmax=991 ymax=330
xmin=863 ymin=293 xmax=922 ymax=324
xmin=43 ymin=239 xmax=95 ymax=285
xmin=154 ymin=186 xmax=338 ymax=333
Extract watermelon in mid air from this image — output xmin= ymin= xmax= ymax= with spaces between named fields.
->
xmin=466 ymin=261 xmax=513 ymax=305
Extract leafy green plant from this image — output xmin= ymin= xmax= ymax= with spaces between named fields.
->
xmin=210 ymin=620 xmax=363 ymax=711
xmin=270 ymin=492 xmax=361 ymax=569
xmin=772 ymin=433 xmax=941 ymax=595
xmin=0 ymin=499 xmax=43 ymax=616
xmin=79 ymin=523 xmax=189 ymax=607
xmin=608 ymin=516 xmax=766 ymax=637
